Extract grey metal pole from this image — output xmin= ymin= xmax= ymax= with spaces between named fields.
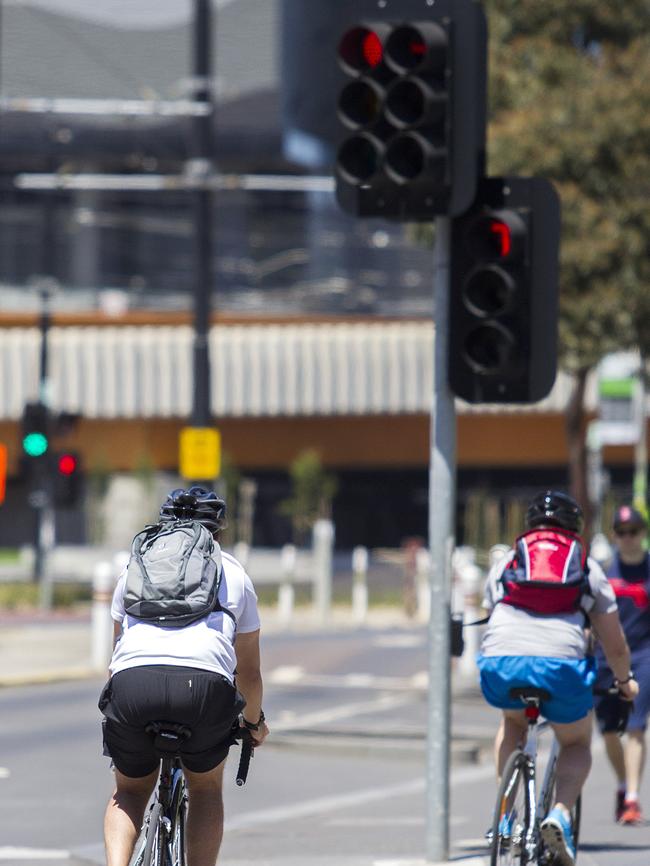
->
xmin=191 ymin=0 xmax=214 ymax=429
xmin=426 ymin=216 xmax=456 ymax=863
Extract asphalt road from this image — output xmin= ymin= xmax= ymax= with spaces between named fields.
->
xmin=0 ymin=625 xmax=648 ymax=865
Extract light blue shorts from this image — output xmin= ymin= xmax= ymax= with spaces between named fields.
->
xmin=477 ymin=655 xmax=597 ymax=724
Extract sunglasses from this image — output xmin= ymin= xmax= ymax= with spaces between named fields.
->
xmin=615 ymin=527 xmax=643 ymax=538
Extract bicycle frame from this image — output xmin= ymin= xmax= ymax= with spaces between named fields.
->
xmin=520 ymin=715 xmax=560 ymax=862
xmin=131 ymin=726 xmax=253 ymax=866
xmin=131 ymin=757 xmax=186 ymax=866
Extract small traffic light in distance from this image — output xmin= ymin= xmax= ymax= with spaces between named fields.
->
xmin=0 ymin=443 xmax=6 ymax=505
xmin=53 ymin=451 xmax=82 ymax=507
xmin=448 ymin=177 xmax=561 ymax=404
xmin=21 ymin=402 xmax=49 ymax=458
xmin=334 ymin=0 xmax=487 ymax=220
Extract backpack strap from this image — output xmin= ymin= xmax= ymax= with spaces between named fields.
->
xmin=212 ymin=566 xmax=237 ymax=625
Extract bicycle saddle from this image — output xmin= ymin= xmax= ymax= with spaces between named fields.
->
xmin=509 ymin=686 xmax=551 ymax=703
xmin=145 ymin=721 xmax=193 ymax=754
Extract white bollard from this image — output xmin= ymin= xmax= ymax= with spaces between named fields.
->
xmin=233 ymin=541 xmax=250 ymax=569
xmin=351 ymin=545 xmax=369 ymax=625
xmin=278 ymin=544 xmax=297 ymax=626
xmin=313 ymin=519 xmax=334 ymax=623
xmin=415 ymin=547 xmax=431 ymax=623
xmin=456 ymin=558 xmax=483 ymax=678
xmin=92 ymin=561 xmax=116 ymax=674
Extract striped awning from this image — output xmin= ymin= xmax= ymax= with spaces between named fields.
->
xmin=0 ymin=322 xmax=594 ymax=420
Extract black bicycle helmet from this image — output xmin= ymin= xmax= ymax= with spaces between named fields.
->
xmin=159 ymin=486 xmax=226 ymax=534
xmin=526 ymin=490 xmax=583 ymax=533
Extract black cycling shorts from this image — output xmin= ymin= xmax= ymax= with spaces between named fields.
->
xmin=99 ymin=665 xmax=246 ymax=778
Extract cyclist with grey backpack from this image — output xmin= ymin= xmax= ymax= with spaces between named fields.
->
xmin=99 ymin=486 xmax=269 ymax=866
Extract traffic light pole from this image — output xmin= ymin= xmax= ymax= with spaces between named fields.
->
xmin=190 ymin=0 xmax=214 ymax=431
xmin=33 ymin=286 xmax=56 ymax=606
xmin=426 ymin=216 xmax=455 ymax=863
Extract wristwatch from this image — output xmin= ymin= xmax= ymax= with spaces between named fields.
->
xmin=243 ymin=710 xmax=265 ymax=731
xmin=615 ymin=672 xmax=635 ymax=685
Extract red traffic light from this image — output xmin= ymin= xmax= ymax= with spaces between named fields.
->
xmin=338 ymin=26 xmax=385 ymax=74
xmin=466 ymin=211 xmax=526 ymax=261
xmin=489 ymin=220 xmax=512 ymax=258
xmin=58 ymin=453 xmax=77 ymax=476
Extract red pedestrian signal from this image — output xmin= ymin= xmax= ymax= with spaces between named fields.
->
xmin=58 ymin=453 xmax=77 ymax=476
xmin=53 ymin=451 xmax=82 ymax=507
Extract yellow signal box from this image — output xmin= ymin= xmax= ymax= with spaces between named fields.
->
xmin=179 ymin=427 xmax=221 ymax=481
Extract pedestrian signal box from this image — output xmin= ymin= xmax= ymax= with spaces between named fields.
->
xmin=179 ymin=427 xmax=221 ymax=481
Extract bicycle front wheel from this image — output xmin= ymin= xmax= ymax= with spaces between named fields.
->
xmin=132 ymin=801 xmax=164 ymax=866
xmin=571 ymin=794 xmax=581 ymax=861
xmin=170 ymin=771 xmax=187 ymax=866
xmin=490 ymin=750 xmax=531 ymax=866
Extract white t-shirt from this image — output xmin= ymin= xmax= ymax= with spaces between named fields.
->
xmin=480 ymin=553 xmax=618 ymax=660
xmin=109 ymin=550 xmax=261 ymax=681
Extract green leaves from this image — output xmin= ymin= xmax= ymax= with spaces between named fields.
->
xmin=486 ymin=3 xmax=650 ymax=369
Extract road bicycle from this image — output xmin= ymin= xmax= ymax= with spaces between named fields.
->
xmin=131 ymin=721 xmax=254 ymax=866
xmin=489 ymin=686 xmax=581 ymax=866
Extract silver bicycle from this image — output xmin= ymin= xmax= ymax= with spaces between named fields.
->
xmin=489 ymin=686 xmax=581 ymax=866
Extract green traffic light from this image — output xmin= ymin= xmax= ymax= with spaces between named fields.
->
xmin=23 ymin=432 xmax=48 ymax=457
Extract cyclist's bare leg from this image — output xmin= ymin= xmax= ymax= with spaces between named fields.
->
xmin=183 ymin=760 xmax=226 ymax=866
xmin=603 ymin=730 xmax=626 ymax=785
xmin=104 ymin=767 xmax=159 ymax=866
xmin=550 ymin=713 xmax=593 ymax=813
xmin=623 ymin=728 xmax=646 ymax=799
xmin=495 ymin=710 xmax=528 ymax=777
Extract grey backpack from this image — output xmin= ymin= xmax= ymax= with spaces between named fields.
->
xmin=123 ymin=519 xmax=234 ymax=628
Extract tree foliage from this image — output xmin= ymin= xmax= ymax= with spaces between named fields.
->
xmin=485 ymin=0 xmax=650 ymax=370
xmin=279 ymin=449 xmax=338 ymax=545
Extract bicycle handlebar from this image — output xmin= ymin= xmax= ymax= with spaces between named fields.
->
xmin=232 ymin=726 xmax=254 ymax=786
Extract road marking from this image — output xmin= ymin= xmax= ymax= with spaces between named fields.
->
xmin=225 ymin=778 xmax=426 ymax=831
xmin=272 ymin=692 xmax=414 ymax=732
xmin=372 ymin=634 xmax=426 ymax=649
xmin=268 ymin=667 xmax=428 ymax=692
xmin=373 ymin=857 xmax=490 ymax=866
xmin=226 ymin=763 xmax=495 ymax=832
xmin=0 ymin=849 xmax=70 ymax=860
xmin=268 ymin=665 xmax=304 ymax=684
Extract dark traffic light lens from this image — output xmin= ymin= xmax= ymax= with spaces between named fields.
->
xmin=339 ymin=27 xmax=384 ymax=74
xmin=385 ymin=133 xmax=445 ymax=184
xmin=385 ymin=78 xmax=446 ymax=130
xmin=384 ymin=23 xmax=447 ymax=74
xmin=337 ymin=134 xmax=382 ymax=183
xmin=338 ymin=79 xmax=383 ymax=129
xmin=464 ymin=324 xmax=515 ymax=374
xmin=463 ymin=266 xmax=515 ymax=317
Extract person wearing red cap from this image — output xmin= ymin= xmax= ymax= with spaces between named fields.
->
xmin=594 ymin=504 xmax=650 ymax=825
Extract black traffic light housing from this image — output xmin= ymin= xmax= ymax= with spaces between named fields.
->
xmin=335 ymin=0 xmax=486 ymax=220
xmin=21 ymin=401 xmax=50 ymax=459
xmin=449 ymin=177 xmax=561 ymax=403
